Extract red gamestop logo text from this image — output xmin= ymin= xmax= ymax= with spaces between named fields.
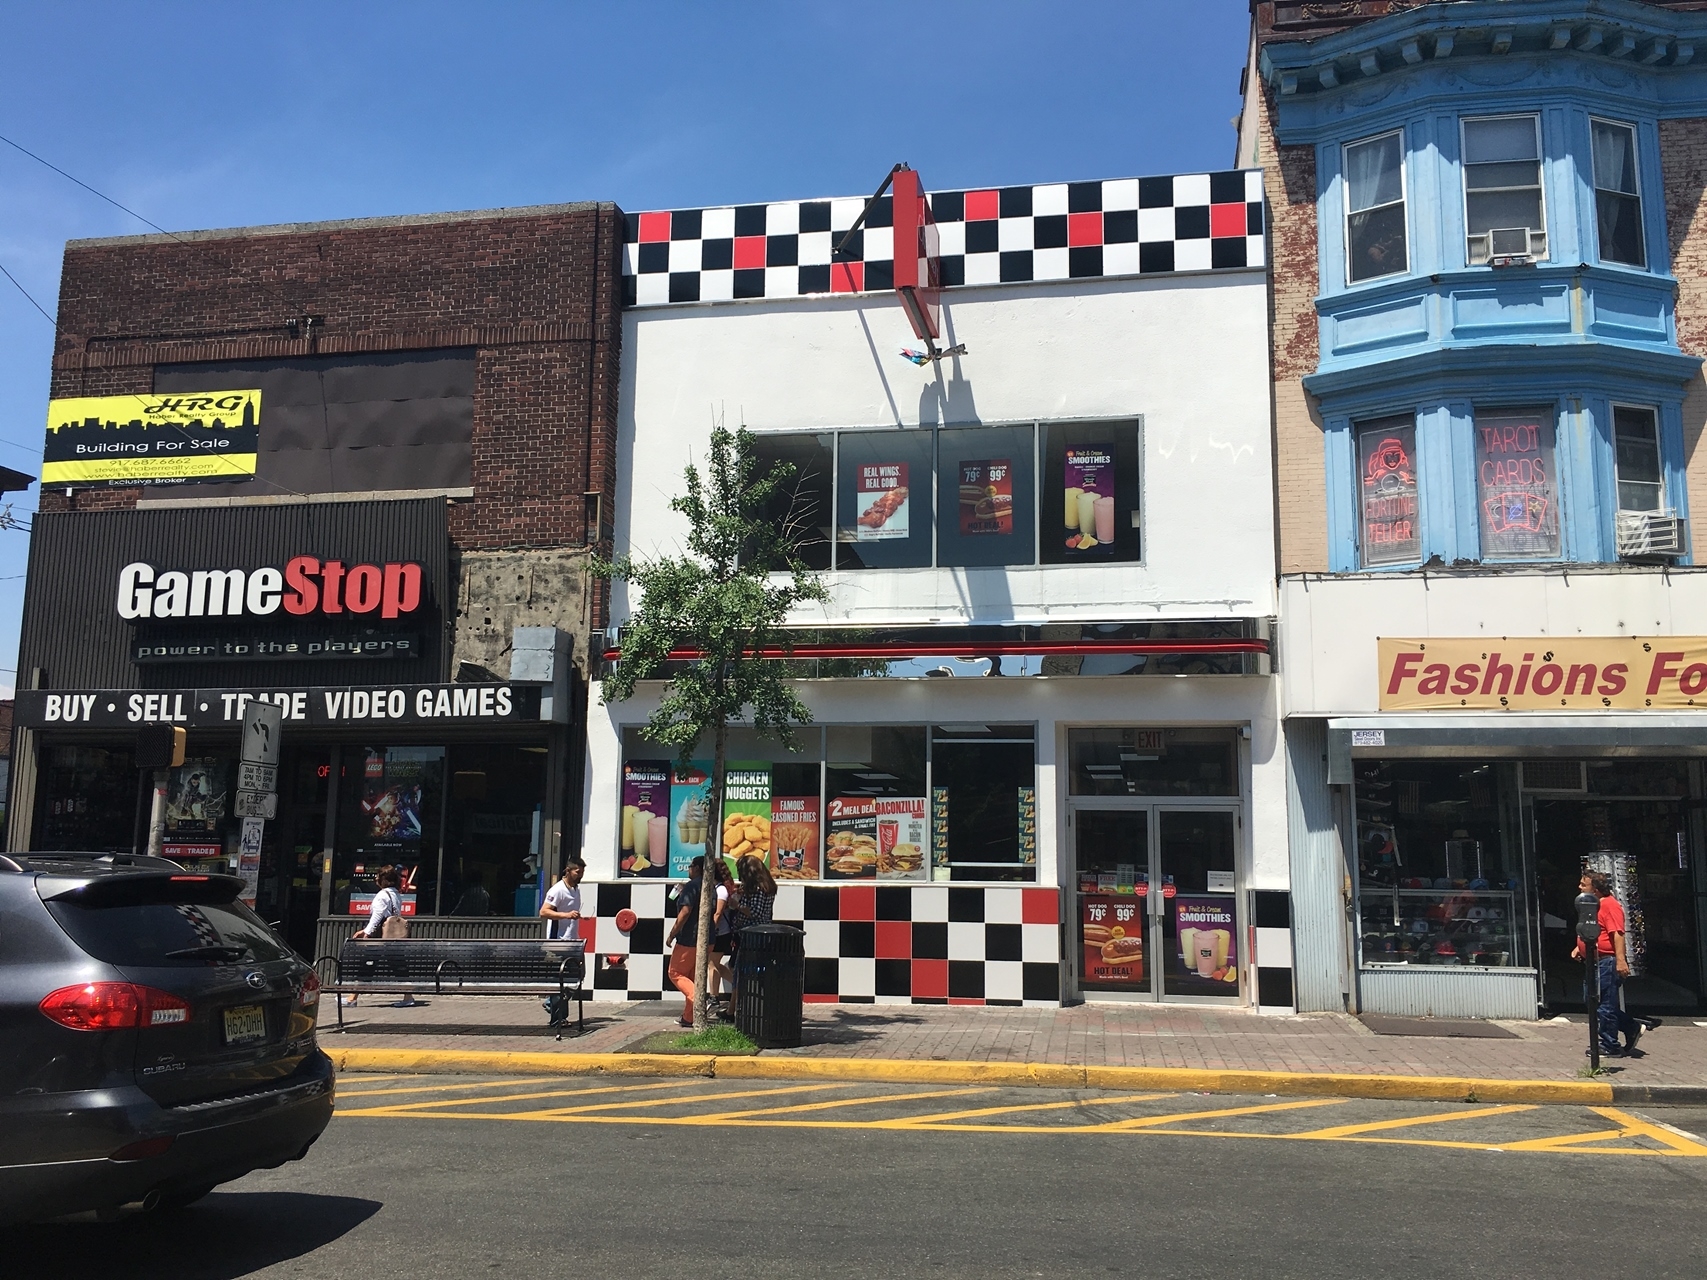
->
xmin=117 ymin=558 xmax=423 ymax=620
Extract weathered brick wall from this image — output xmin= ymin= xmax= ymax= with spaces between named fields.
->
xmin=1660 ymin=117 xmax=1707 ymax=562
xmin=40 ymin=205 xmax=624 ymax=604
xmin=1257 ymin=78 xmax=1329 ymax=574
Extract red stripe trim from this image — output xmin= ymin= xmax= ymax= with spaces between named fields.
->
xmin=602 ymin=638 xmax=1267 ymax=662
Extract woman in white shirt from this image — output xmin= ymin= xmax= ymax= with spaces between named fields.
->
xmin=351 ymin=866 xmax=413 ymax=1007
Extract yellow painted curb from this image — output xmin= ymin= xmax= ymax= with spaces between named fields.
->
xmin=326 ymin=1045 xmax=1615 ymax=1105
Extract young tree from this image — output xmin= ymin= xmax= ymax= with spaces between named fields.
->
xmin=597 ymin=424 xmax=827 ymax=1031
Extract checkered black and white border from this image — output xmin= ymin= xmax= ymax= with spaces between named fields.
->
xmin=578 ymin=883 xmax=1063 ymax=1007
xmin=621 ymin=171 xmax=1265 ymax=307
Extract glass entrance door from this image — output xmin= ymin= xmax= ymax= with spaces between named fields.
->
xmin=1072 ymin=805 xmax=1241 ymax=1001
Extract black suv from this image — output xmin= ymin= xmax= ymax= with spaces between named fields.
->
xmin=0 ymin=853 xmax=333 ymax=1226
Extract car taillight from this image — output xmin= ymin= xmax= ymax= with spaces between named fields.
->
xmin=297 ymin=971 xmax=321 ymax=1008
xmin=38 ymin=982 xmax=191 ymax=1031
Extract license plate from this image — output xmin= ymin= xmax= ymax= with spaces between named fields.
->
xmin=223 ymin=1004 xmax=267 ymax=1045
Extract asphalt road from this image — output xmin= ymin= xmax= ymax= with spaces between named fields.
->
xmin=6 ymin=1075 xmax=1707 ymax=1280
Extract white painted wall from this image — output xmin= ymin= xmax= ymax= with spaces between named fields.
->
xmin=616 ymin=272 xmax=1276 ymax=627
xmin=1281 ymin=568 xmax=1707 ymax=715
xmin=581 ymin=674 xmax=1287 ymax=892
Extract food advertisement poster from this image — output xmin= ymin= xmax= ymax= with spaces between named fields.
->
xmin=668 ymin=761 xmax=713 ymax=878
xmin=1082 ymin=895 xmax=1145 ymax=986
xmin=43 ymin=390 xmax=261 ymax=487
xmin=165 ymin=757 xmax=227 ymax=833
xmin=720 ymin=762 xmax=772 ymax=869
xmin=770 ymin=796 xmax=820 ymax=880
xmin=1017 ymin=786 xmax=1036 ymax=865
xmin=958 ymin=459 xmax=1013 ymax=537
xmin=876 ymin=798 xmax=927 ymax=880
xmin=620 ymin=760 xmax=671 ymax=877
xmin=1062 ymin=445 xmax=1116 ymax=556
xmin=854 ymin=462 xmax=909 ymax=540
xmin=826 ymin=797 xmax=878 ymax=879
xmin=931 ymin=787 xmax=949 ymax=876
xmin=360 ymin=749 xmax=428 ymax=848
xmin=1173 ymin=896 xmax=1238 ymax=991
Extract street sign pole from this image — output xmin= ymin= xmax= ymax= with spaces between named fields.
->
xmin=237 ymin=701 xmax=284 ymax=907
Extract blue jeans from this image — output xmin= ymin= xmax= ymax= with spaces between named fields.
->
xmin=1584 ymin=955 xmax=1638 ymax=1053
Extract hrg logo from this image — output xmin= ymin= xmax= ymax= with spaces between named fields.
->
xmin=117 ymin=558 xmax=423 ymax=620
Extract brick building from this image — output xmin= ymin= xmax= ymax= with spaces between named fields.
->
xmin=1244 ymin=0 xmax=1707 ymax=1019
xmin=11 ymin=204 xmax=623 ymax=957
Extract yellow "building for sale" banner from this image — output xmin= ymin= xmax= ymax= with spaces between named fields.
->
xmin=43 ymin=390 xmax=260 ymax=487
xmin=1378 ymin=636 xmax=1707 ymax=710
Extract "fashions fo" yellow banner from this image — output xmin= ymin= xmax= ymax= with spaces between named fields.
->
xmin=1378 ymin=636 xmax=1707 ymax=710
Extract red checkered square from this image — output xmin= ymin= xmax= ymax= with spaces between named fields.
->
xmin=1068 ymin=212 xmax=1103 ymax=247
xmin=638 ymin=211 xmax=671 ymax=243
xmin=1021 ymin=888 xmax=1059 ymax=924
xmin=911 ymin=959 xmax=948 ymax=999
xmin=831 ymin=261 xmax=864 ymax=292
xmin=839 ymin=884 xmax=875 ymax=921
xmin=875 ymin=920 xmax=912 ymax=959
xmin=947 ymin=997 xmax=986 ymax=1007
xmin=804 ymin=993 xmax=839 ymax=1004
xmin=964 ymin=189 xmax=999 ymax=221
xmin=1210 ymin=203 xmax=1247 ymax=239
xmin=733 ymin=236 xmax=767 ymax=270
xmin=580 ymin=919 xmax=597 ymax=952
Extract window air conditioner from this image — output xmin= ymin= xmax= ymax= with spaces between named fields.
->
xmin=1471 ymin=227 xmax=1548 ymax=265
xmin=1520 ymin=761 xmax=1587 ymax=793
xmin=1616 ymin=509 xmax=1687 ymax=558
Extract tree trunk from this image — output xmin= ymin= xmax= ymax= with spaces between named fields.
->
xmin=693 ymin=716 xmax=728 ymax=1032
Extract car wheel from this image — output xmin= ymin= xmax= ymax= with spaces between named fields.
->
xmin=155 ymin=1182 xmax=219 ymax=1211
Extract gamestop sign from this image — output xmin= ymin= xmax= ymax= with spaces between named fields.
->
xmin=1379 ymin=636 xmax=1707 ymax=711
xmin=117 ymin=557 xmax=423 ymax=621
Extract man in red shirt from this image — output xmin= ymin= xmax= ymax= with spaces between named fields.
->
xmin=1571 ymin=871 xmax=1641 ymax=1057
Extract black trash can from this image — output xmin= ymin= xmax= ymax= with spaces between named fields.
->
xmin=733 ymin=923 xmax=805 ymax=1049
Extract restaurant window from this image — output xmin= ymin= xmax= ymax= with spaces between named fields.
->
xmin=1462 ymin=115 xmax=1547 ymax=264
xmin=826 ymin=725 xmax=929 ymax=880
xmin=1613 ymin=405 xmax=1664 ymax=513
xmin=1591 ymin=119 xmax=1645 ymax=268
xmin=1344 ymin=131 xmax=1407 ymax=283
xmin=442 ymin=744 xmax=548 ymax=916
xmin=1474 ymin=406 xmax=1560 ymax=559
xmin=1039 ymin=420 xmax=1142 ymax=565
xmin=1356 ymin=415 xmax=1420 ymax=566
xmin=929 ymin=724 xmax=1037 ymax=882
xmin=333 ymin=746 xmax=444 ymax=916
xmin=936 ymin=424 xmax=1036 ymax=568
xmin=835 ymin=429 xmax=935 ymax=569
xmin=1068 ymin=727 xmax=1237 ymax=797
xmin=747 ymin=431 xmax=834 ymax=570
xmin=1352 ymin=759 xmax=1529 ymax=969
xmin=35 ymin=743 xmax=136 ymax=852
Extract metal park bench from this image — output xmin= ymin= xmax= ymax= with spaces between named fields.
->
xmin=318 ymin=937 xmax=588 ymax=1039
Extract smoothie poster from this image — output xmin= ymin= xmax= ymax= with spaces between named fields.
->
xmin=1063 ymin=445 xmax=1116 ymax=556
xmin=854 ymin=462 xmax=909 ymax=540
xmin=958 ymin=459 xmax=1013 ymax=537
xmin=668 ymin=761 xmax=713 ymax=878
xmin=620 ymin=760 xmax=670 ymax=877
xmin=1082 ymin=894 xmax=1144 ymax=986
xmin=770 ymin=796 xmax=820 ymax=880
xmin=1173 ymin=896 xmax=1238 ymax=990
xmin=719 ymin=762 xmax=772 ymax=870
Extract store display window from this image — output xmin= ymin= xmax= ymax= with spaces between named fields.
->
xmin=929 ymin=724 xmax=1036 ymax=882
xmin=1356 ymin=416 xmax=1420 ymax=566
xmin=835 ymin=429 xmax=935 ymax=569
xmin=443 ymin=744 xmax=549 ymax=916
xmin=1474 ymin=406 xmax=1560 ymax=560
xmin=334 ymin=746 xmax=444 ymax=915
xmin=36 ymin=743 xmax=136 ymax=852
xmin=825 ymin=726 xmax=928 ymax=880
xmin=1352 ymin=759 xmax=1531 ymax=969
xmin=1039 ymin=420 xmax=1141 ymax=565
xmin=1068 ymin=728 xmax=1237 ymax=796
xmin=936 ymin=425 xmax=1036 ymax=568
xmin=746 ymin=431 xmax=834 ymax=570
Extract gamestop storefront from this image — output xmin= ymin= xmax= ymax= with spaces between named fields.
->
xmin=9 ymin=498 xmax=569 ymax=959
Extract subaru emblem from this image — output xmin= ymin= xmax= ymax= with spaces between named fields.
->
xmin=245 ymin=971 xmax=267 ymax=990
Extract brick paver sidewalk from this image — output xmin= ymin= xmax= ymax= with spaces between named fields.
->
xmin=325 ymin=995 xmax=1707 ymax=1087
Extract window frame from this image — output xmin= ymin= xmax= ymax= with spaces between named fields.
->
xmin=1342 ymin=129 xmax=1409 ymax=285
xmin=1589 ymin=117 xmax=1646 ymax=269
xmin=1352 ymin=414 xmax=1422 ymax=568
xmin=1460 ymin=113 xmax=1549 ymax=265
xmin=1471 ymin=403 xmax=1564 ymax=562
xmin=1610 ymin=402 xmax=1665 ymax=515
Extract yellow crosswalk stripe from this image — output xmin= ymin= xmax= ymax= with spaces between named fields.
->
xmin=697 ymin=1087 xmax=993 ymax=1122
xmin=512 ymin=1083 xmax=846 ymax=1119
xmin=337 ymin=1079 xmax=703 ymax=1116
xmin=1591 ymin=1107 xmax=1707 ymax=1156
xmin=337 ymin=1076 xmax=560 ymax=1099
xmin=1095 ymin=1097 xmax=1347 ymax=1131
xmin=894 ymin=1092 xmax=1177 ymax=1127
xmin=1291 ymin=1103 xmax=1535 ymax=1140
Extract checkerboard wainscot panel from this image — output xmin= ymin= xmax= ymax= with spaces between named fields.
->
xmin=621 ymin=172 xmax=1264 ymax=306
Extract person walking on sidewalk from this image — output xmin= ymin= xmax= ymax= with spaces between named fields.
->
xmin=540 ymin=858 xmax=585 ymax=940
xmin=1572 ymin=871 xmax=1642 ymax=1057
xmin=667 ymin=856 xmax=725 ymax=1027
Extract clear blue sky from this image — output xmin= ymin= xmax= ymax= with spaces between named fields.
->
xmin=0 ymin=0 xmax=1251 ymax=696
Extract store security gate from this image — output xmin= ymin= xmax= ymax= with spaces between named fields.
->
xmin=1070 ymin=803 xmax=1242 ymax=1002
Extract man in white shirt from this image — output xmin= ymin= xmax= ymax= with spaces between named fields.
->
xmin=540 ymin=858 xmax=585 ymax=940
